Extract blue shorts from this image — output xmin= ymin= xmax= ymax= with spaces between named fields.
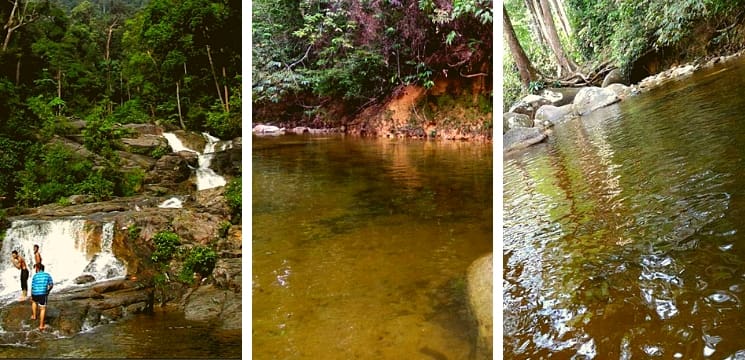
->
xmin=31 ymin=294 xmax=47 ymax=306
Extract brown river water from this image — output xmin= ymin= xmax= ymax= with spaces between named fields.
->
xmin=252 ymin=137 xmax=492 ymax=359
xmin=504 ymin=58 xmax=745 ymax=359
xmin=0 ymin=309 xmax=241 ymax=357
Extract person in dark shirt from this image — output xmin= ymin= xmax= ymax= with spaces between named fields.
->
xmin=33 ymin=244 xmax=42 ymax=271
xmin=11 ymin=250 xmax=29 ymax=301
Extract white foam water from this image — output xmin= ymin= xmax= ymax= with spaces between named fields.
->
xmin=0 ymin=219 xmax=127 ymax=305
xmin=162 ymin=132 xmax=229 ymax=190
xmin=158 ymin=197 xmax=183 ymax=208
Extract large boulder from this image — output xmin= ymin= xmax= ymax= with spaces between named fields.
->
xmin=534 ymin=104 xmax=574 ymax=128
xmin=504 ymin=127 xmax=547 ymax=153
xmin=503 ymin=112 xmax=533 ymax=133
xmin=169 ymin=130 xmax=207 ymax=152
xmin=573 ymin=86 xmax=620 ymax=116
xmin=213 ymin=258 xmax=242 ymax=292
xmin=605 ymin=83 xmax=634 ymax=100
xmin=121 ymin=135 xmax=168 ymax=155
xmin=210 ymin=146 xmax=242 ymax=177
xmin=467 ymin=253 xmax=492 ymax=359
xmin=145 ymin=151 xmax=198 ymax=189
xmin=602 ymin=68 xmax=625 ymax=87
xmin=543 ymin=87 xmax=581 ymax=106
xmin=195 ymin=187 xmax=231 ymax=217
xmin=172 ymin=211 xmax=224 ymax=245
xmin=508 ymin=94 xmax=552 ymax=118
xmin=122 ymin=123 xmax=162 ymax=136
xmin=183 ymin=284 xmax=241 ymax=330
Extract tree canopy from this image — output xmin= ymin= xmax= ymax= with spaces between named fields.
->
xmin=0 ymin=0 xmax=241 ymax=208
xmin=504 ymin=0 xmax=745 ymax=108
xmin=253 ymin=0 xmax=493 ymax=125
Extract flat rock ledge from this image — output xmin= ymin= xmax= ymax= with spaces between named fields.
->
xmin=0 ymin=278 xmax=152 ymax=339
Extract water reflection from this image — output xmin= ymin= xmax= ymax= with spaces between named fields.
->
xmin=254 ymin=137 xmax=492 ymax=359
xmin=504 ymin=58 xmax=745 ymax=359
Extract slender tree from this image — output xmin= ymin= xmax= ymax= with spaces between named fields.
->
xmin=525 ymin=0 xmax=549 ymax=46
xmin=537 ymin=0 xmax=576 ymax=75
xmin=504 ymin=4 xmax=540 ymax=88
xmin=549 ymin=0 xmax=572 ymax=37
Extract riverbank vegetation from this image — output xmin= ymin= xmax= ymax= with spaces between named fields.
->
xmin=504 ymin=0 xmax=745 ymax=109
xmin=253 ymin=0 xmax=492 ymax=137
xmin=0 ymin=0 xmax=241 ymax=208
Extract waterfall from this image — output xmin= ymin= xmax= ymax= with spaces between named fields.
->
xmin=0 ymin=219 xmax=127 ymax=304
xmin=82 ymin=222 xmax=127 ymax=280
xmin=162 ymin=132 xmax=229 ymax=191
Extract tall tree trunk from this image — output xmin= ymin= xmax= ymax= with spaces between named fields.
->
xmin=105 ymin=20 xmax=117 ymax=103
xmin=206 ymin=45 xmax=225 ymax=110
xmin=222 ymin=66 xmax=229 ymax=112
xmin=15 ymin=57 xmax=20 ymax=85
xmin=550 ymin=0 xmax=572 ymax=36
xmin=3 ymin=0 xmax=38 ymax=52
xmin=57 ymin=68 xmax=62 ymax=115
xmin=538 ymin=0 xmax=576 ymax=76
xmin=176 ymin=81 xmax=185 ymax=130
xmin=504 ymin=5 xmax=540 ymax=88
xmin=524 ymin=0 xmax=549 ymax=46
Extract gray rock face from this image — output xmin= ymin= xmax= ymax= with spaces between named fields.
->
xmin=210 ymin=146 xmax=242 ymax=177
xmin=213 ymin=258 xmax=242 ymax=293
xmin=605 ymin=83 xmax=633 ymax=100
xmin=573 ymin=87 xmax=620 ymax=116
xmin=508 ymin=94 xmax=552 ymax=118
xmin=183 ymin=284 xmax=241 ymax=330
xmin=467 ymin=253 xmax=492 ymax=359
xmin=503 ymin=112 xmax=533 ymax=133
xmin=602 ymin=68 xmax=625 ymax=87
xmin=534 ymin=104 xmax=574 ymax=127
xmin=504 ymin=127 xmax=547 ymax=153
xmin=121 ymin=135 xmax=168 ymax=154
xmin=122 ymin=123 xmax=162 ymax=136
xmin=145 ymin=151 xmax=197 ymax=190
xmin=544 ymin=87 xmax=581 ymax=106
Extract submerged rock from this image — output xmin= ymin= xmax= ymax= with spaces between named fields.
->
xmin=466 ymin=253 xmax=492 ymax=359
xmin=504 ymin=127 xmax=547 ymax=153
xmin=535 ymin=104 xmax=574 ymax=128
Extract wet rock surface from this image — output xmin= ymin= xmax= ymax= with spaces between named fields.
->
xmin=0 ymin=279 xmax=153 ymax=336
xmin=1 ymin=128 xmax=242 ymax=340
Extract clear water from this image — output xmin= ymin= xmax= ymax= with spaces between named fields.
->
xmin=504 ymin=58 xmax=745 ymax=358
xmin=252 ymin=136 xmax=493 ymax=359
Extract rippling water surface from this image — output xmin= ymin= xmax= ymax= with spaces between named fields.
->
xmin=253 ymin=137 xmax=492 ymax=359
xmin=504 ymin=59 xmax=745 ymax=359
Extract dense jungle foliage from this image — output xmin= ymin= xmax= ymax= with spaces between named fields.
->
xmin=0 ymin=0 xmax=241 ymax=208
xmin=504 ymin=0 xmax=745 ymax=109
xmin=252 ymin=0 xmax=493 ymax=126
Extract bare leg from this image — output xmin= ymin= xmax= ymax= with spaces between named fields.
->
xmin=39 ymin=306 xmax=46 ymax=330
xmin=31 ymin=301 xmax=37 ymax=320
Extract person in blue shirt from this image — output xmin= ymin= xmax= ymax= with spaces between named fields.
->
xmin=30 ymin=263 xmax=53 ymax=331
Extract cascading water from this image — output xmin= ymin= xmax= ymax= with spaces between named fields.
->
xmin=0 ymin=219 xmax=127 ymax=305
xmin=162 ymin=132 xmax=230 ymax=191
xmin=82 ymin=222 xmax=126 ymax=279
